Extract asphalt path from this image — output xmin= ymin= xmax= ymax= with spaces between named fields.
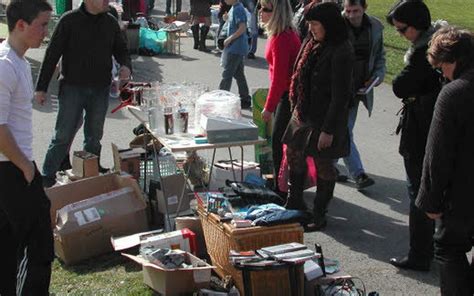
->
xmin=23 ymin=3 xmax=447 ymax=293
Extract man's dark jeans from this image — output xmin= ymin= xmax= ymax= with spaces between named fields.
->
xmin=42 ymin=83 xmax=109 ymax=178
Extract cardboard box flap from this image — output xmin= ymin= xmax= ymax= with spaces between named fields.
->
xmin=46 ymin=174 xmax=145 ymax=229
xmin=122 ymin=253 xmax=215 ymax=271
xmin=56 ymin=186 xmax=146 ymax=233
xmin=111 ymin=229 xmax=164 ymax=251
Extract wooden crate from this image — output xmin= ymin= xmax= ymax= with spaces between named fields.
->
xmin=198 ymin=207 xmax=304 ymax=295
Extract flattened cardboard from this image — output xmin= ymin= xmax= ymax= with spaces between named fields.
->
xmin=123 ymin=252 xmax=214 ymax=295
xmin=112 ymin=143 xmax=144 ymax=179
xmin=46 ymin=174 xmax=143 ymax=228
xmin=149 ymin=174 xmax=191 ymax=214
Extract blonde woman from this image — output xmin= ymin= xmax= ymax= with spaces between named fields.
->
xmin=259 ymin=0 xmax=301 ymax=195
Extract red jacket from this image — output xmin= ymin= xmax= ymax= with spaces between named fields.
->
xmin=264 ymin=29 xmax=301 ymax=112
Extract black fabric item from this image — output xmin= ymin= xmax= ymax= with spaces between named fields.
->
xmin=225 ymin=180 xmax=285 ymax=205
xmin=286 ymin=167 xmax=306 ymax=211
xmin=392 ymin=29 xmax=442 ymax=160
xmin=434 ymin=216 xmax=474 ymax=295
xmin=36 ymin=3 xmax=131 ymax=92
xmin=272 ymin=93 xmax=291 ymax=192
xmin=0 ymin=162 xmax=54 ymax=295
xmin=313 ymin=178 xmax=335 ymax=224
xmin=404 ymin=157 xmax=435 ymax=263
xmin=191 ymin=24 xmax=200 ymax=50
xmin=199 ymin=25 xmax=210 ymax=51
xmin=252 ymin=209 xmax=308 ymax=226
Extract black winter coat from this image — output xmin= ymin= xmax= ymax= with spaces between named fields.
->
xmin=283 ymin=39 xmax=354 ymax=159
xmin=416 ymin=64 xmax=474 ymax=219
xmin=392 ymin=29 xmax=442 ymax=160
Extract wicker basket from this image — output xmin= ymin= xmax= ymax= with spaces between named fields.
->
xmin=198 ymin=206 xmax=304 ymax=295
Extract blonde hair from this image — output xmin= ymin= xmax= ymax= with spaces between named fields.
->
xmin=261 ymin=0 xmax=295 ymax=36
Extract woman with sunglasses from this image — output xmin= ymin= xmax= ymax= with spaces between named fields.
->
xmin=418 ymin=26 xmax=474 ymax=295
xmin=386 ymin=0 xmax=444 ymax=272
xmin=259 ymin=0 xmax=301 ymax=197
xmin=282 ymin=2 xmax=354 ymax=231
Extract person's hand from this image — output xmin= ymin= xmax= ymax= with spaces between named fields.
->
xmin=317 ymin=131 xmax=333 ymax=151
xmin=118 ymin=66 xmax=131 ymax=80
xmin=224 ymin=36 xmax=232 ymax=48
xmin=364 ymin=78 xmax=374 ymax=87
xmin=22 ymin=161 xmax=35 ymax=185
xmin=223 ymin=13 xmax=228 ymax=21
xmin=34 ymin=91 xmax=47 ymax=106
xmin=261 ymin=109 xmax=272 ymax=122
xmin=426 ymin=212 xmax=443 ymax=220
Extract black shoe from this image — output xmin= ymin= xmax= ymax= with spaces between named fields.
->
xmin=241 ymin=100 xmax=251 ymax=109
xmin=303 ymin=219 xmax=327 ymax=232
xmin=335 ymin=168 xmax=348 ymax=182
xmin=42 ymin=175 xmax=56 ymax=188
xmin=389 ymin=257 xmax=430 ymax=272
xmin=99 ymin=166 xmax=110 ymax=174
xmin=355 ymin=173 xmax=374 ymax=189
xmin=247 ymin=52 xmax=256 ymax=59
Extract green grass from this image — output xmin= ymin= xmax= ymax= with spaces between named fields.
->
xmin=50 ymin=253 xmax=153 ymax=295
xmin=367 ymin=0 xmax=474 ymax=82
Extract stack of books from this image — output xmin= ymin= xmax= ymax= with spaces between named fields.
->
xmin=258 ymin=243 xmax=319 ymax=264
xmin=229 ymin=243 xmax=320 ymax=267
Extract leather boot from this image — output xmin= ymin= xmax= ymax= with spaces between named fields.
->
xmin=199 ymin=25 xmax=210 ymax=52
xmin=309 ymin=178 xmax=335 ymax=231
xmin=285 ymin=170 xmax=306 ymax=211
xmin=190 ymin=24 xmax=200 ymax=50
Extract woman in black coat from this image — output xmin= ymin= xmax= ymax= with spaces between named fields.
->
xmin=417 ymin=26 xmax=474 ymax=295
xmin=386 ymin=0 xmax=442 ymax=271
xmin=282 ymin=2 xmax=354 ymax=231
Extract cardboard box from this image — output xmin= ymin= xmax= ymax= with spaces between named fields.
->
xmin=112 ymin=143 xmax=145 ymax=179
xmin=149 ymin=174 xmax=191 ymax=215
xmin=175 ymin=217 xmax=207 ymax=258
xmin=209 ymin=160 xmax=260 ymax=190
xmin=46 ymin=174 xmax=148 ymax=265
xmin=71 ymin=150 xmax=99 ymax=178
xmin=123 ymin=252 xmax=214 ymax=295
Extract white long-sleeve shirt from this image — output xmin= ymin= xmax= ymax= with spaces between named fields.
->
xmin=0 ymin=40 xmax=34 ymax=161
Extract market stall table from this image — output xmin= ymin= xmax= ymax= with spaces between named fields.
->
xmin=127 ymin=106 xmax=266 ymax=229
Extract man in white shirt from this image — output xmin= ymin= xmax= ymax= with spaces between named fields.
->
xmin=0 ymin=1 xmax=53 ymax=294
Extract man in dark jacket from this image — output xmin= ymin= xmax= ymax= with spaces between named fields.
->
xmin=417 ymin=26 xmax=474 ymax=296
xmin=386 ymin=0 xmax=442 ymax=271
xmin=35 ymin=0 xmax=131 ymax=187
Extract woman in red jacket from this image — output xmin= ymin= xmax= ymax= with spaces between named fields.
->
xmin=259 ymin=0 xmax=301 ymax=195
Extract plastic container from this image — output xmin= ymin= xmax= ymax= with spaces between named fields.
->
xmin=194 ymin=90 xmax=241 ymax=133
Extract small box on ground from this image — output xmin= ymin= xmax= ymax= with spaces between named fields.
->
xmin=209 ymin=160 xmax=260 ymax=190
xmin=123 ymin=252 xmax=214 ymax=295
xmin=71 ymin=150 xmax=99 ymax=178
xmin=45 ymin=174 xmax=148 ymax=265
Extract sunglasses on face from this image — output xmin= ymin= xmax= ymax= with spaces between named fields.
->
xmin=395 ymin=26 xmax=409 ymax=34
xmin=257 ymin=3 xmax=273 ymax=12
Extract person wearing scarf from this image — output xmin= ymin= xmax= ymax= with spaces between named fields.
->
xmin=282 ymin=2 xmax=354 ymax=231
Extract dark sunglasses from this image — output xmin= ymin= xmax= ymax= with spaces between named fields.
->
xmin=257 ymin=3 xmax=273 ymax=12
xmin=395 ymin=26 xmax=409 ymax=34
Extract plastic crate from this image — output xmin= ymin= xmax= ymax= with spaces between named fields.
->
xmin=139 ymin=154 xmax=178 ymax=186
